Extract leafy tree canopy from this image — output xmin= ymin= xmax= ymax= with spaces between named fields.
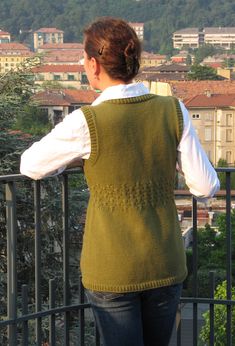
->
xmin=187 ymin=64 xmax=221 ymax=80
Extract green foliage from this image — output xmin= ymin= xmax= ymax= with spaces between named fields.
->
xmin=0 ymin=0 xmax=235 ymax=54
xmin=217 ymin=158 xmax=235 ymax=189
xmin=188 ymin=64 xmax=221 ymax=80
xmin=194 ymin=44 xmax=221 ymax=64
xmin=199 ymin=281 xmax=235 ymax=345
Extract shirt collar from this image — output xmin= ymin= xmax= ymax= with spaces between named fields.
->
xmin=92 ymin=82 xmax=149 ymax=106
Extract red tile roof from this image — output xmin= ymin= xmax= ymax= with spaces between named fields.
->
xmin=34 ymin=28 xmax=64 ymax=33
xmin=33 ymin=89 xmax=98 ymax=106
xmin=39 ymin=43 xmax=83 ymax=50
xmin=0 ymin=43 xmax=30 ymax=50
xmin=0 ymin=30 xmax=10 ymax=35
xmin=168 ymin=80 xmax=235 ymax=100
xmin=184 ymin=93 xmax=235 ymax=108
xmin=32 ymin=64 xmax=85 ymax=73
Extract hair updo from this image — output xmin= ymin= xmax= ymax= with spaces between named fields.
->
xmin=84 ymin=17 xmax=141 ymax=82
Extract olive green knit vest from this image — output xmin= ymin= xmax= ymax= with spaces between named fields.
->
xmin=80 ymin=94 xmax=187 ymax=292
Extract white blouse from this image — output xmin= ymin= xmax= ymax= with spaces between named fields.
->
xmin=20 ymin=83 xmax=220 ymax=200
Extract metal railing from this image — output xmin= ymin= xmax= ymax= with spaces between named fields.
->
xmin=0 ymin=168 xmax=234 ymax=346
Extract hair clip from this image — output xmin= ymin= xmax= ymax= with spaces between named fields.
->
xmin=98 ymin=45 xmax=105 ymax=55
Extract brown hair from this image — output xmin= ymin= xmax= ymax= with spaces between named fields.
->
xmin=84 ymin=17 xmax=141 ymax=82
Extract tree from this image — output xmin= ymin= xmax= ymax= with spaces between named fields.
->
xmin=187 ymin=64 xmax=221 ymax=80
xmin=199 ymin=281 xmax=235 ymax=345
xmin=217 ymin=158 xmax=235 ymax=189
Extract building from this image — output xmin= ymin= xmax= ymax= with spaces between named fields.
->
xmin=0 ymin=29 xmax=11 ymax=43
xmin=33 ymin=89 xmax=98 ymax=124
xmin=184 ymin=93 xmax=235 ymax=165
xmin=33 ymin=28 xmax=64 ymax=51
xmin=129 ymin=22 xmax=144 ymax=40
xmin=0 ymin=43 xmax=33 ymax=73
xmin=136 ymin=63 xmax=189 ymax=83
xmin=173 ymin=28 xmax=201 ymax=49
xmin=37 ymin=43 xmax=84 ymax=65
xmin=173 ymin=27 xmax=235 ymax=50
xmin=141 ymin=51 xmax=167 ymax=67
xmin=32 ymin=64 xmax=87 ymax=88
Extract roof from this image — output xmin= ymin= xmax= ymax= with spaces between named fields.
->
xmin=0 ymin=43 xmax=30 ymax=50
xmin=0 ymin=30 xmax=10 ymax=35
xmin=173 ymin=28 xmax=199 ymax=35
xmin=204 ymin=27 xmax=235 ymax=34
xmin=140 ymin=64 xmax=189 ymax=73
xmin=33 ymin=89 xmax=98 ymax=106
xmin=34 ymin=28 xmax=64 ymax=33
xmin=141 ymin=51 xmax=166 ymax=59
xmin=168 ymin=80 xmax=235 ymax=100
xmin=39 ymin=43 xmax=83 ymax=50
xmin=184 ymin=93 xmax=235 ymax=108
xmin=129 ymin=22 xmax=144 ymax=27
xmin=32 ymin=64 xmax=85 ymax=73
xmin=137 ymin=72 xmax=187 ymax=81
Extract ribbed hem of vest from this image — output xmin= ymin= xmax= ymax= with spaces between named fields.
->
xmin=82 ymin=271 xmax=187 ymax=293
xmin=81 ymin=105 xmax=98 ymax=164
xmin=103 ymin=94 xmax=156 ymax=104
xmin=173 ymin=98 xmax=184 ymax=141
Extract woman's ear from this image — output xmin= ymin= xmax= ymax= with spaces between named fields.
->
xmin=90 ymin=57 xmax=101 ymax=79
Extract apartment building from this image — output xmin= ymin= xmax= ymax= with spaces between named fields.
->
xmin=173 ymin=27 xmax=235 ymax=50
xmin=129 ymin=22 xmax=144 ymax=40
xmin=37 ymin=43 xmax=84 ymax=65
xmin=0 ymin=43 xmax=33 ymax=73
xmin=185 ymin=93 xmax=235 ymax=165
xmin=33 ymin=28 xmax=64 ymax=51
xmin=0 ymin=30 xmax=11 ymax=43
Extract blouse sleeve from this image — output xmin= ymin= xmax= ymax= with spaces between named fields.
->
xmin=177 ymin=101 xmax=220 ymax=201
xmin=20 ymin=109 xmax=91 ymax=180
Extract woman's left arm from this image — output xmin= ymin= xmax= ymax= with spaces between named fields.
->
xmin=20 ymin=109 xmax=90 ymax=180
xmin=177 ymin=101 xmax=220 ymax=200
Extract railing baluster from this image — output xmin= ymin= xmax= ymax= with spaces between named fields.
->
xmin=6 ymin=182 xmax=17 ymax=346
xmin=225 ymin=171 xmax=232 ymax=346
xmin=34 ymin=180 xmax=42 ymax=346
xmin=49 ymin=279 xmax=56 ymax=346
xmin=62 ymin=174 xmax=70 ymax=345
xmin=22 ymin=284 xmax=29 ymax=346
xmin=192 ymin=197 xmax=198 ymax=346
xmin=209 ymin=271 xmax=215 ymax=346
xmin=79 ymin=278 xmax=85 ymax=346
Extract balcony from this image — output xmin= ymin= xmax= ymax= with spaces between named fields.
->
xmin=0 ymin=168 xmax=234 ymax=345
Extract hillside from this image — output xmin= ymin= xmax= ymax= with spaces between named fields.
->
xmin=0 ymin=0 xmax=235 ymax=53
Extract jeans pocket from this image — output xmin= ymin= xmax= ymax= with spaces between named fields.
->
xmin=86 ymin=289 xmax=125 ymax=302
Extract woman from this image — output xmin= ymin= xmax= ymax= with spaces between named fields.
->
xmin=21 ymin=17 xmax=220 ymax=346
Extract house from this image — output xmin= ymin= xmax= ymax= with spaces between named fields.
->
xmin=33 ymin=89 xmax=98 ymax=124
xmin=136 ymin=64 xmax=189 ymax=84
xmin=0 ymin=30 xmax=11 ymax=43
xmin=184 ymin=93 xmax=235 ymax=165
xmin=32 ymin=64 xmax=87 ymax=88
xmin=37 ymin=43 xmax=84 ymax=65
xmin=141 ymin=51 xmax=167 ymax=67
xmin=33 ymin=28 xmax=64 ymax=51
xmin=0 ymin=43 xmax=33 ymax=73
xmin=129 ymin=22 xmax=144 ymax=40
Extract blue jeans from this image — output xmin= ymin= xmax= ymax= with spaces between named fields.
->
xmin=85 ymin=283 xmax=182 ymax=346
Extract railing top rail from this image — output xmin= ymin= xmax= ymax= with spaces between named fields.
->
xmin=0 ymin=168 xmax=83 ymax=183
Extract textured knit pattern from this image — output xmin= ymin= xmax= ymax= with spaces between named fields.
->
xmin=81 ymin=94 xmax=187 ymax=292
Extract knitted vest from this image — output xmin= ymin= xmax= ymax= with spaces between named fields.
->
xmin=80 ymin=94 xmax=187 ymax=292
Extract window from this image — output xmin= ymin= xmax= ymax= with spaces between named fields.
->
xmin=205 ymin=113 xmax=213 ymax=121
xmin=205 ymin=127 xmax=212 ymax=141
xmin=54 ymin=75 xmax=61 ymax=81
xmin=226 ymin=129 xmax=233 ymax=142
xmin=192 ymin=114 xmax=200 ymax=119
xmin=226 ymin=114 xmax=233 ymax=127
xmin=226 ymin=151 xmax=232 ymax=164
xmin=68 ymin=74 xmax=75 ymax=81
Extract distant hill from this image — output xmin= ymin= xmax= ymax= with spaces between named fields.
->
xmin=0 ymin=0 xmax=235 ymax=53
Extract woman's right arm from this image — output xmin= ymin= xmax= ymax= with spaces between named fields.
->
xmin=177 ymin=101 xmax=220 ymax=201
